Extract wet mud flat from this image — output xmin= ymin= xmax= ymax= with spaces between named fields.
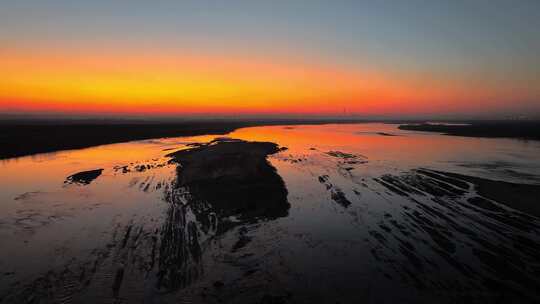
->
xmin=2 ymin=124 xmax=540 ymax=303
xmin=436 ymin=170 xmax=540 ymax=217
xmin=271 ymin=145 xmax=540 ymax=302
xmin=371 ymin=168 xmax=540 ymax=302
xmin=1 ymin=139 xmax=290 ymax=304
xmin=167 ymin=138 xmax=289 ymax=225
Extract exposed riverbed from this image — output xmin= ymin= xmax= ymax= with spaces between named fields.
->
xmin=1 ymin=123 xmax=540 ymax=303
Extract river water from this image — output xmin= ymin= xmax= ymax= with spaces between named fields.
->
xmin=1 ymin=123 xmax=540 ymax=303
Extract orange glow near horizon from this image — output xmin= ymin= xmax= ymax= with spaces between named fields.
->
xmin=0 ymin=47 xmax=534 ymax=116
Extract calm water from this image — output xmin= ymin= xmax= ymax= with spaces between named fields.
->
xmin=1 ymin=123 xmax=540 ymax=303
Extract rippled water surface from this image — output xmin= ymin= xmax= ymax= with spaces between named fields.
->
xmin=1 ymin=123 xmax=540 ymax=303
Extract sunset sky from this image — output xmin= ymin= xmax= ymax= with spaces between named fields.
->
xmin=1 ymin=0 xmax=539 ymax=118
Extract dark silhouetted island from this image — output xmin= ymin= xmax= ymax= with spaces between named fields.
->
xmin=65 ymin=169 xmax=104 ymax=185
xmin=399 ymin=121 xmax=540 ymax=140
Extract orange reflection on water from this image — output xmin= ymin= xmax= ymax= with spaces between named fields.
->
xmin=0 ymin=134 xmax=218 ymax=202
xmin=1 ymin=123 xmax=539 ymax=205
xmin=231 ymin=123 xmax=502 ymax=165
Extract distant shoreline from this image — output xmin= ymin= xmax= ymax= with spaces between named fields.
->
xmin=399 ymin=121 xmax=540 ymax=141
xmin=0 ymin=119 xmax=367 ymax=160
xmin=2 ymin=119 xmax=539 ymax=160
